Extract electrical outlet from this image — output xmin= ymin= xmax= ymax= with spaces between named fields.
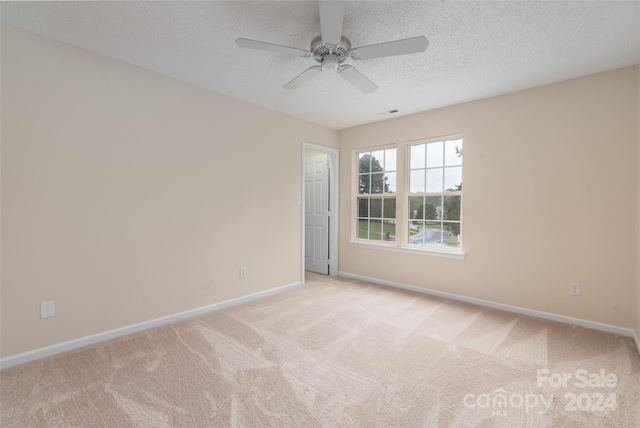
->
xmin=373 ymin=256 xmax=379 ymax=265
xmin=240 ymin=267 xmax=247 ymax=278
xmin=570 ymin=282 xmax=581 ymax=296
xmin=40 ymin=301 xmax=55 ymax=319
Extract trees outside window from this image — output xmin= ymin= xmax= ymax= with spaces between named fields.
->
xmin=408 ymin=138 xmax=462 ymax=248
xmin=357 ymin=148 xmax=396 ymax=242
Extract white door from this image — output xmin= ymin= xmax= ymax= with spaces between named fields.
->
xmin=305 ymin=152 xmax=329 ymax=274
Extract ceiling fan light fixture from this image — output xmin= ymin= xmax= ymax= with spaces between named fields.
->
xmin=322 ymin=54 xmax=339 ymax=69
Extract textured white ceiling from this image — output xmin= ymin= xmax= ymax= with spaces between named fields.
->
xmin=2 ymin=1 xmax=640 ymax=130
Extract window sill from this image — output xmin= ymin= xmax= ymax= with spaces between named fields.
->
xmin=348 ymin=240 xmax=466 ymax=260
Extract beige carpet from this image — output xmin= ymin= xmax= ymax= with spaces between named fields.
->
xmin=2 ymin=273 xmax=639 ymax=427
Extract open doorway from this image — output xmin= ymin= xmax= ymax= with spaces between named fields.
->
xmin=301 ymin=143 xmax=338 ymax=283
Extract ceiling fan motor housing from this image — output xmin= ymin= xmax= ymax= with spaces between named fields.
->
xmin=311 ymin=35 xmax=351 ymax=67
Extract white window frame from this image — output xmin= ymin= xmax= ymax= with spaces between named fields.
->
xmin=353 ymin=145 xmax=398 ymax=245
xmin=350 ymin=136 xmax=465 ymax=259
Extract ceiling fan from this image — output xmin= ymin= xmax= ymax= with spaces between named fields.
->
xmin=235 ymin=1 xmax=429 ymax=94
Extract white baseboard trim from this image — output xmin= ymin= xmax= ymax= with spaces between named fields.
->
xmin=0 ymin=281 xmax=302 ymax=370
xmin=339 ymin=272 xmax=638 ymax=342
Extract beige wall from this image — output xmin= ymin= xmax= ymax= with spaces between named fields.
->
xmin=0 ymin=24 xmax=338 ymax=357
xmin=2 ymin=22 xmax=639 ymax=360
xmin=339 ymin=66 xmax=639 ymax=329
xmin=636 ymin=64 xmax=640 ymax=341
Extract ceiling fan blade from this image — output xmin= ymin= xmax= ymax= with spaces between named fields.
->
xmin=283 ymin=66 xmax=322 ymax=90
xmin=236 ymin=38 xmax=311 ymax=57
xmin=338 ymin=65 xmax=378 ymax=94
xmin=351 ymin=36 xmax=429 ymax=60
xmin=319 ymin=1 xmax=345 ymax=45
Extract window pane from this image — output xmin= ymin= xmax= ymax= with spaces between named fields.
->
xmin=370 ymin=198 xmax=382 ymax=218
xmin=385 ymin=149 xmax=397 ymax=172
xmin=445 ymin=139 xmax=463 ymax=166
xmin=410 ymin=144 xmax=425 ymax=169
xmin=358 ymin=198 xmax=369 ymax=217
xmin=426 ymin=168 xmax=443 ymax=192
xmin=359 ymin=174 xmax=370 ymax=194
xmin=408 ymin=221 xmax=425 ymax=244
xmin=370 ymin=219 xmax=382 ymax=240
xmin=426 ymin=141 xmax=444 ymax=167
xmin=358 ymin=219 xmax=369 ymax=239
xmin=359 ymin=152 xmax=371 ymax=173
xmin=385 ymin=172 xmax=396 ymax=193
xmin=383 ymin=220 xmax=396 ymax=242
xmin=383 ymin=198 xmax=396 ymax=219
xmin=425 ymin=196 xmax=441 ymax=220
xmin=370 ymin=151 xmax=384 ymax=171
xmin=409 ymin=196 xmax=424 ymax=220
xmin=432 ymin=225 xmax=444 ymax=244
xmin=371 ymin=173 xmax=385 ymax=193
xmin=410 ymin=221 xmax=444 ymax=244
xmin=410 ymin=170 xmax=425 ymax=193
xmin=444 ymin=166 xmax=462 ymax=191
xmin=444 ymin=195 xmax=461 ymax=221
xmin=443 ymin=222 xmax=461 ymax=247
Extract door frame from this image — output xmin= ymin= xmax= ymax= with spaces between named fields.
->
xmin=301 ymin=142 xmax=339 ymax=284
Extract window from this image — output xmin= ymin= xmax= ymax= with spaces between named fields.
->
xmin=357 ymin=148 xmax=396 ymax=242
xmin=408 ymin=138 xmax=462 ymax=249
xmin=353 ymin=137 xmax=463 ymax=255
